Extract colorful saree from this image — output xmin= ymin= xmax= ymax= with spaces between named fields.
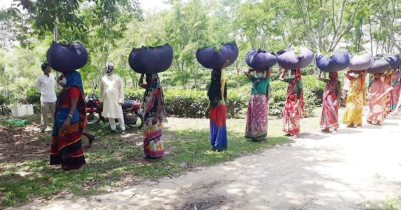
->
xmin=368 ymin=78 xmax=393 ymax=124
xmin=50 ymin=71 xmax=86 ymax=170
xmin=210 ymin=101 xmax=228 ymax=150
xmin=282 ymin=70 xmax=305 ymax=135
xmin=390 ymin=71 xmax=401 ymax=111
xmin=143 ymin=74 xmax=165 ymax=158
xmin=209 ymin=69 xmax=228 ymax=150
xmin=320 ymin=73 xmax=341 ymax=130
xmin=384 ymin=74 xmax=392 ymax=116
xmin=343 ymin=75 xmax=364 ymax=126
xmin=246 ymin=94 xmax=268 ymax=141
xmin=245 ymin=75 xmax=270 ymax=141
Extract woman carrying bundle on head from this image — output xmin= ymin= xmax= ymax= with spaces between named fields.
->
xmin=318 ymin=71 xmax=341 ymax=133
xmin=244 ymin=68 xmax=272 ymax=141
xmin=57 ymin=74 xmax=96 ymax=147
xmin=208 ymin=68 xmax=228 ymax=151
xmin=367 ymin=73 xmax=393 ymax=125
xmin=196 ymin=42 xmax=239 ymax=151
xmin=50 ymin=71 xmax=86 ymax=170
xmin=279 ymin=69 xmax=305 ymax=139
xmin=139 ymin=73 xmax=165 ymax=159
xmin=343 ymin=70 xmax=367 ymax=127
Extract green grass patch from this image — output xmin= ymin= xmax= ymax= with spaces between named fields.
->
xmin=374 ymin=197 xmax=401 ymax=210
xmin=0 ymin=114 xmax=319 ymax=207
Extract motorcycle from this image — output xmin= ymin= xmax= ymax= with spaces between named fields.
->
xmin=85 ymin=94 xmax=144 ymax=129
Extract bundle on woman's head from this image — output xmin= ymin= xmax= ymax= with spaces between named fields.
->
xmin=245 ymin=49 xmax=277 ymax=70
xmin=196 ymin=42 xmax=239 ymax=70
xmin=129 ymin=44 xmax=174 ymax=74
xmin=46 ymin=42 xmax=88 ymax=72
xmin=277 ymin=47 xmax=314 ymax=70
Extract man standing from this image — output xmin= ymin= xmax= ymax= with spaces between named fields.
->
xmin=99 ymin=62 xmax=126 ymax=134
xmin=36 ymin=63 xmax=57 ymax=134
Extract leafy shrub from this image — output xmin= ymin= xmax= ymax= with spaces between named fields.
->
xmin=164 ymin=89 xmax=209 ymax=118
xmin=0 ymin=94 xmax=10 ymax=115
xmin=125 ymin=88 xmax=145 ymax=100
xmin=23 ymin=88 xmax=41 ymax=104
xmin=0 ymin=94 xmax=8 ymax=105
xmin=124 ymin=87 xmax=251 ymax=118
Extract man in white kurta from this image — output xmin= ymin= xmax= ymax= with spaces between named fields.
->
xmin=99 ymin=62 xmax=126 ymax=133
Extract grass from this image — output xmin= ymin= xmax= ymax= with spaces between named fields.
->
xmin=374 ymin=197 xmax=401 ymax=210
xmin=0 ymin=112 xmax=320 ymax=207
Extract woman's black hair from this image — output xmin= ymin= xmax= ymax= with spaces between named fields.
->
xmin=207 ymin=69 xmax=227 ymax=107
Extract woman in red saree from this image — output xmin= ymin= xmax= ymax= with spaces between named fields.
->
xmin=368 ymin=73 xmax=394 ymax=124
xmin=279 ymin=69 xmax=305 ymax=139
xmin=50 ymin=71 xmax=86 ymax=170
xmin=318 ymin=71 xmax=341 ymax=133
xmin=139 ymin=74 xmax=165 ymax=159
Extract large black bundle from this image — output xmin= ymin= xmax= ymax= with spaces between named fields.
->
xmin=316 ymin=51 xmax=350 ymax=72
xmin=385 ymin=55 xmax=400 ymax=69
xmin=277 ymin=47 xmax=314 ymax=70
xmin=196 ymin=42 xmax=239 ymax=69
xmin=367 ymin=59 xmax=390 ymax=74
xmin=47 ymin=42 xmax=88 ymax=72
xmin=245 ymin=49 xmax=277 ymax=70
xmin=349 ymin=53 xmax=372 ymax=71
xmin=128 ymin=44 xmax=174 ymax=74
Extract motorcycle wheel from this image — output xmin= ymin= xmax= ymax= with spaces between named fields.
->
xmin=126 ymin=111 xmax=143 ymax=129
xmin=135 ymin=111 xmax=144 ymax=129
xmin=87 ymin=112 xmax=100 ymax=125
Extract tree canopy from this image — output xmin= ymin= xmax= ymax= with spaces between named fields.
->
xmin=0 ymin=0 xmax=401 ymax=102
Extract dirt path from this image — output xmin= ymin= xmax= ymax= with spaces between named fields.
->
xmin=10 ymin=116 xmax=401 ymax=210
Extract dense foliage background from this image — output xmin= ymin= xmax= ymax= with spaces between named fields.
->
xmin=0 ymin=0 xmax=400 ymax=117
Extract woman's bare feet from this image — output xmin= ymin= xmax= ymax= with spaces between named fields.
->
xmin=322 ymin=128 xmax=330 ymax=133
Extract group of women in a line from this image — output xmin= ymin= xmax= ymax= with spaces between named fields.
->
xmin=238 ymin=66 xmax=401 ymax=148
xmin=50 ymin=64 xmax=401 ymax=170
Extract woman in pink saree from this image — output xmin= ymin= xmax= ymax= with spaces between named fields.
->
xmin=367 ymin=73 xmax=394 ymax=125
xmin=244 ymin=69 xmax=271 ymax=141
